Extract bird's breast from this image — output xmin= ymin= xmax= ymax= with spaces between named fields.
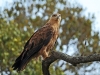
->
xmin=47 ymin=31 xmax=59 ymax=51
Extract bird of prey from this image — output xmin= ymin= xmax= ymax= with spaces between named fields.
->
xmin=12 ymin=13 xmax=61 ymax=71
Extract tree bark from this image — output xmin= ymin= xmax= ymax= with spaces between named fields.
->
xmin=42 ymin=51 xmax=100 ymax=75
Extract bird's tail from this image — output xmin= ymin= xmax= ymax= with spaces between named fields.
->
xmin=12 ymin=42 xmax=43 ymax=71
xmin=12 ymin=55 xmax=32 ymax=72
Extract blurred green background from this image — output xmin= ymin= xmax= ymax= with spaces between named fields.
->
xmin=0 ymin=0 xmax=100 ymax=75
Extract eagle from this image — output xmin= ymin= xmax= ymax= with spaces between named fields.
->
xmin=12 ymin=13 xmax=61 ymax=71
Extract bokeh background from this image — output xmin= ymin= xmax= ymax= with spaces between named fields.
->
xmin=0 ymin=0 xmax=100 ymax=75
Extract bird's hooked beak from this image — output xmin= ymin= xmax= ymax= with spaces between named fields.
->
xmin=57 ymin=14 xmax=61 ymax=21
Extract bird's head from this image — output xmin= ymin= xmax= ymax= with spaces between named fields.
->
xmin=49 ymin=13 xmax=61 ymax=23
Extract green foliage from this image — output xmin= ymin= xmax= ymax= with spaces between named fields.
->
xmin=0 ymin=0 xmax=99 ymax=75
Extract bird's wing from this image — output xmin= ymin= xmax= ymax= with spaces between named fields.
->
xmin=17 ymin=26 xmax=54 ymax=61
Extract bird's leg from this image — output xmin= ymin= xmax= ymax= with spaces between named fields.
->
xmin=42 ymin=50 xmax=49 ymax=59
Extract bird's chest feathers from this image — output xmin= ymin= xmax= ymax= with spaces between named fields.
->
xmin=47 ymin=25 xmax=59 ymax=49
xmin=49 ymin=32 xmax=58 ymax=46
xmin=52 ymin=24 xmax=59 ymax=39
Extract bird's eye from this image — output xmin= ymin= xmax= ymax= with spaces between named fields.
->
xmin=52 ymin=14 xmax=56 ymax=17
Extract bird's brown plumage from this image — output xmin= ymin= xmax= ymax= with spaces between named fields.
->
xmin=12 ymin=13 xmax=61 ymax=71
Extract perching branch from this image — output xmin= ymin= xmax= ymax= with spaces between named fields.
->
xmin=42 ymin=51 xmax=100 ymax=75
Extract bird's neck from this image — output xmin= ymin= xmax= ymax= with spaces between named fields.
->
xmin=46 ymin=19 xmax=60 ymax=27
xmin=44 ymin=20 xmax=60 ymax=32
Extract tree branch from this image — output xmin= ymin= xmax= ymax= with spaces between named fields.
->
xmin=42 ymin=51 xmax=100 ymax=75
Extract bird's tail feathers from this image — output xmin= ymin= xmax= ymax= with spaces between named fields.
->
xmin=12 ymin=55 xmax=33 ymax=71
